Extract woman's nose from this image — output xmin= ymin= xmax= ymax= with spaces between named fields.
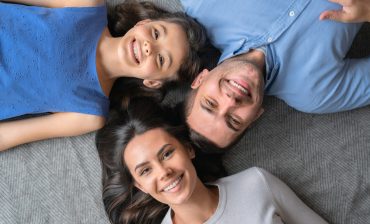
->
xmin=159 ymin=166 xmax=173 ymax=181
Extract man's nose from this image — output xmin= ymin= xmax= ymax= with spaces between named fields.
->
xmin=223 ymin=88 xmax=241 ymax=105
xmin=143 ymin=40 xmax=152 ymax=56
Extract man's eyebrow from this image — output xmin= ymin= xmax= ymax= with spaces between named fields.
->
xmin=134 ymin=144 xmax=171 ymax=173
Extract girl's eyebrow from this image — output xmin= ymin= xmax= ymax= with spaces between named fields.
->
xmin=134 ymin=144 xmax=171 ymax=172
xmin=159 ymin=24 xmax=167 ymax=36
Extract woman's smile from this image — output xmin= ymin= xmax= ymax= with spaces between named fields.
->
xmin=161 ymin=174 xmax=184 ymax=193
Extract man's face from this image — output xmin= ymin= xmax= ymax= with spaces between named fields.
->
xmin=186 ymin=60 xmax=265 ymax=148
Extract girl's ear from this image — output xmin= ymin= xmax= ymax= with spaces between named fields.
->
xmin=134 ymin=182 xmax=147 ymax=194
xmin=143 ymin=79 xmax=163 ymax=89
xmin=191 ymin=69 xmax=209 ymax=89
xmin=188 ymin=147 xmax=195 ymax=159
xmin=135 ymin=19 xmax=152 ymax=27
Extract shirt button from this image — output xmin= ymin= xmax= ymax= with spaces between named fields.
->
xmin=267 ymin=37 xmax=273 ymax=42
xmin=289 ymin=11 xmax=295 ymax=16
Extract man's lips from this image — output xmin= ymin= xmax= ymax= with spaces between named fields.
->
xmin=224 ymin=79 xmax=252 ymax=99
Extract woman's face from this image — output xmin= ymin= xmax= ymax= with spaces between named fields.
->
xmin=119 ymin=19 xmax=189 ymax=87
xmin=124 ymin=128 xmax=198 ymax=206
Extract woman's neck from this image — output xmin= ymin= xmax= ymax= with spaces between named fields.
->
xmin=170 ymin=179 xmax=219 ymax=224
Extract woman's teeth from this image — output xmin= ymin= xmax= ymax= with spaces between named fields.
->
xmin=163 ymin=175 xmax=182 ymax=192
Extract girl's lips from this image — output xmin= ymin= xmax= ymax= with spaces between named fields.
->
xmin=131 ymin=39 xmax=140 ymax=64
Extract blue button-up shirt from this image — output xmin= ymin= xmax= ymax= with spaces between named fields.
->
xmin=181 ymin=0 xmax=369 ymax=113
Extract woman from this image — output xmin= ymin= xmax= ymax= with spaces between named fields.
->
xmin=0 ymin=0 xmax=206 ymax=151
xmin=96 ymin=97 xmax=328 ymax=224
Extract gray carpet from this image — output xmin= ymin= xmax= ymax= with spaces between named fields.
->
xmin=1 ymin=1 xmax=369 ymax=224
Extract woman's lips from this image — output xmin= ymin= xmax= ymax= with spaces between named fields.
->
xmin=162 ymin=174 xmax=183 ymax=193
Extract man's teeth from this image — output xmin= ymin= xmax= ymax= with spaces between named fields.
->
xmin=229 ymin=80 xmax=249 ymax=94
xmin=163 ymin=176 xmax=182 ymax=192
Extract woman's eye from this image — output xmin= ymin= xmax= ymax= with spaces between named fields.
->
xmin=154 ymin=29 xmax=159 ymax=40
xmin=159 ymin=54 xmax=164 ymax=66
xmin=140 ymin=168 xmax=151 ymax=176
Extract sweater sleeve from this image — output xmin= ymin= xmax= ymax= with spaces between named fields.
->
xmin=255 ymin=168 xmax=328 ymax=224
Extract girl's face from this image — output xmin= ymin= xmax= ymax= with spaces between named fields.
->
xmin=124 ymin=128 xmax=198 ymax=206
xmin=119 ymin=19 xmax=189 ymax=88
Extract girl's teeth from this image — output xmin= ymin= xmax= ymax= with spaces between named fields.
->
xmin=133 ymin=41 xmax=139 ymax=63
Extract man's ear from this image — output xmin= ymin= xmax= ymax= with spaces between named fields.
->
xmin=135 ymin=19 xmax=151 ymax=27
xmin=143 ymin=79 xmax=163 ymax=89
xmin=191 ymin=69 xmax=209 ymax=89
xmin=134 ymin=182 xmax=147 ymax=194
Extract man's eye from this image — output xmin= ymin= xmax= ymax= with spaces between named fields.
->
xmin=230 ymin=116 xmax=241 ymax=125
xmin=158 ymin=54 xmax=164 ymax=66
xmin=154 ymin=29 xmax=159 ymax=40
xmin=206 ymin=99 xmax=215 ymax=108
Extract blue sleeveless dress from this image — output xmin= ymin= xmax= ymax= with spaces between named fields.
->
xmin=0 ymin=3 xmax=109 ymax=120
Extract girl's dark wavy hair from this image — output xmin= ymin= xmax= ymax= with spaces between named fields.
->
xmin=107 ymin=0 xmax=207 ymax=110
xmin=96 ymin=97 xmax=226 ymax=224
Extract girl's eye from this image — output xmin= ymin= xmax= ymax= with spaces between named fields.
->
xmin=159 ymin=54 xmax=164 ymax=66
xmin=154 ymin=29 xmax=159 ymax=40
xmin=162 ymin=149 xmax=174 ymax=160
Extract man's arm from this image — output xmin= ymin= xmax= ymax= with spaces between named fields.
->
xmin=0 ymin=112 xmax=105 ymax=151
xmin=320 ymin=0 xmax=370 ymax=22
xmin=1 ymin=0 xmax=104 ymax=7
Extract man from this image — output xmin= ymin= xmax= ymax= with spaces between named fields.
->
xmin=182 ymin=0 xmax=370 ymax=148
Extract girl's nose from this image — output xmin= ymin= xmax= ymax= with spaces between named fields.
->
xmin=143 ymin=40 xmax=152 ymax=56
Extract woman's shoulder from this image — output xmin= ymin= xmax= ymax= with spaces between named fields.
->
xmin=215 ymin=167 xmax=273 ymax=187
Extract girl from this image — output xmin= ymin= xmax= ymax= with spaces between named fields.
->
xmin=0 ymin=0 xmax=206 ymax=151
xmin=96 ymin=97 xmax=328 ymax=224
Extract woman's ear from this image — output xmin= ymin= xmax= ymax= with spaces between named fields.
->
xmin=134 ymin=182 xmax=147 ymax=194
xmin=143 ymin=79 xmax=163 ymax=89
xmin=191 ymin=69 xmax=209 ymax=89
xmin=135 ymin=19 xmax=152 ymax=27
